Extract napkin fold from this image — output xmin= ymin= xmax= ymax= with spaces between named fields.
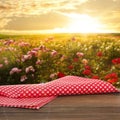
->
xmin=0 ymin=76 xmax=119 ymax=109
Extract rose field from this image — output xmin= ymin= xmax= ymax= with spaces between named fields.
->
xmin=0 ymin=33 xmax=120 ymax=87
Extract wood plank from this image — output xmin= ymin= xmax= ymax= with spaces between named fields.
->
xmin=0 ymin=93 xmax=120 ymax=120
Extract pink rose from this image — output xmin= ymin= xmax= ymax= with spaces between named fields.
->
xmin=10 ymin=67 xmax=21 ymax=75
xmin=76 ymin=52 xmax=84 ymax=57
xmin=50 ymin=73 xmax=57 ymax=79
xmin=21 ymin=54 xmax=32 ymax=62
xmin=20 ymin=75 xmax=27 ymax=82
xmin=0 ymin=64 xmax=3 ymax=68
xmin=25 ymin=66 xmax=35 ymax=73
xmin=82 ymin=59 xmax=88 ymax=65
xmin=36 ymin=59 xmax=42 ymax=65
xmin=51 ymin=50 xmax=57 ymax=56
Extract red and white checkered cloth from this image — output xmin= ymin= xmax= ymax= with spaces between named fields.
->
xmin=0 ymin=76 xmax=119 ymax=109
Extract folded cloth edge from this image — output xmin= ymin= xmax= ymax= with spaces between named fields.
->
xmin=0 ymin=76 xmax=119 ymax=109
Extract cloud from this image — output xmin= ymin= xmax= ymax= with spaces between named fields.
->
xmin=70 ymin=0 xmax=120 ymax=32
xmin=0 ymin=0 xmax=89 ymax=29
xmin=0 ymin=0 xmax=120 ymax=32
xmin=0 ymin=1 xmax=88 ymax=15
xmin=4 ymin=12 xmax=71 ymax=30
xmin=0 ymin=18 xmax=11 ymax=28
xmin=99 ymin=11 xmax=120 ymax=32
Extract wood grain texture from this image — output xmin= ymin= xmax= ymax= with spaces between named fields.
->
xmin=0 ymin=93 xmax=120 ymax=120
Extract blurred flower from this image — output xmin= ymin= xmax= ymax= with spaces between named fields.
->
xmin=107 ymin=79 xmax=118 ymax=84
xmin=60 ymin=55 xmax=66 ymax=61
xmin=72 ymin=36 xmax=76 ymax=41
xmin=21 ymin=54 xmax=32 ymax=62
xmin=50 ymin=73 xmax=57 ymax=79
xmin=73 ymin=58 xmax=79 ymax=62
xmin=7 ymin=47 xmax=16 ymax=51
xmin=16 ymin=59 xmax=21 ymax=63
xmin=39 ymin=45 xmax=46 ymax=51
xmin=10 ymin=67 xmax=21 ymax=75
xmin=68 ymin=65 xmax=74 ymax=70
xmin=57 ymin=72 xmax=65 ymax=78
xmin=18 ymin=42 xmax=30 ymax=47
xmin=48 ymin=36 xmax=54 ymax=40
xmin=51 ymin=50 xmax=57 ymax=56
xmin=82 ymin=69 xmax=91 ymax=76
xmin=92 ymin=75 xmax=99 ymax=79
xmin=36 ymin=59 xmax=42 ymax=65
xmin=82 ymin=59 xmax=88 ymax=65
xmin=112 ymin=58 xmax=120 ymax=64
xmin=20 ymin=75 xmax=27 ymax=82
xmin=27 ymin=50 xmax=38 ymax=57
xmin=45 ymin=38 xmax=49 ymax=42
xmin=84 ymin=65 xmax=91 ymax=70
xmin=4 ymin=59 xmax=9 ymax=65
xmin=4 ymin=40 xmax=14 ymax=45
xmin=32 ymin=47 xmax=40 ymax=51
xmin=96 ymin=51 xmax=103 ymax=57
xmin=105 ymin=73 xmax=118 ymax=79
xmin=0 ymin=48 xmax=3 ymax=52
xmin=25 ymin=66 xmax=35 ymax=73
xmin=76 ymin=52 xmax=84 ymax=57
xmin=0 ymin=64 xmax=3 ymax=68
xmin=105 ymin=73 xmax=118 ymax=84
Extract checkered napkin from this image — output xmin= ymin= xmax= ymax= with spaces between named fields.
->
xmin=0 ymin=76 xmax=118 ymax=109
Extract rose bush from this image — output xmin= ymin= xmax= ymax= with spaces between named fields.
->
xmin=0 ymin=34 xmax=120 ymax=87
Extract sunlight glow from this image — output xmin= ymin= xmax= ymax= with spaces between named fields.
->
xmin=64 ymin=13 xmax=105 ymax=33
xmin=1 ymin=13 xmax=114 ymax=34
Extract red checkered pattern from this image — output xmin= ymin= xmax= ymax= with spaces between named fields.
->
xmin=0 ymin=96 xmax=56 ymax=109
xmin=0 ymin=76 xmax=119 ymax=109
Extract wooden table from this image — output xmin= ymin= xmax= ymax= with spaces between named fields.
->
xmin=0 ymin=93 xmax=120 ymax=120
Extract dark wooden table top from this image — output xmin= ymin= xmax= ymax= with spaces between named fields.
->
xmin=0 ymin=93 xmax=120 ymax=120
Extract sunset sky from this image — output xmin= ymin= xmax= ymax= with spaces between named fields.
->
xmin=0 ymin=0 xmax=120 ymax=34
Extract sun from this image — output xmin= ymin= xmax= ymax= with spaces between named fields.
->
xmin=63 ymin=13 xmax=105 ymax=33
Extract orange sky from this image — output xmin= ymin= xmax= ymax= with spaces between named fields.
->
xmin=0 ymin=0 xmax=120 ymax=34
